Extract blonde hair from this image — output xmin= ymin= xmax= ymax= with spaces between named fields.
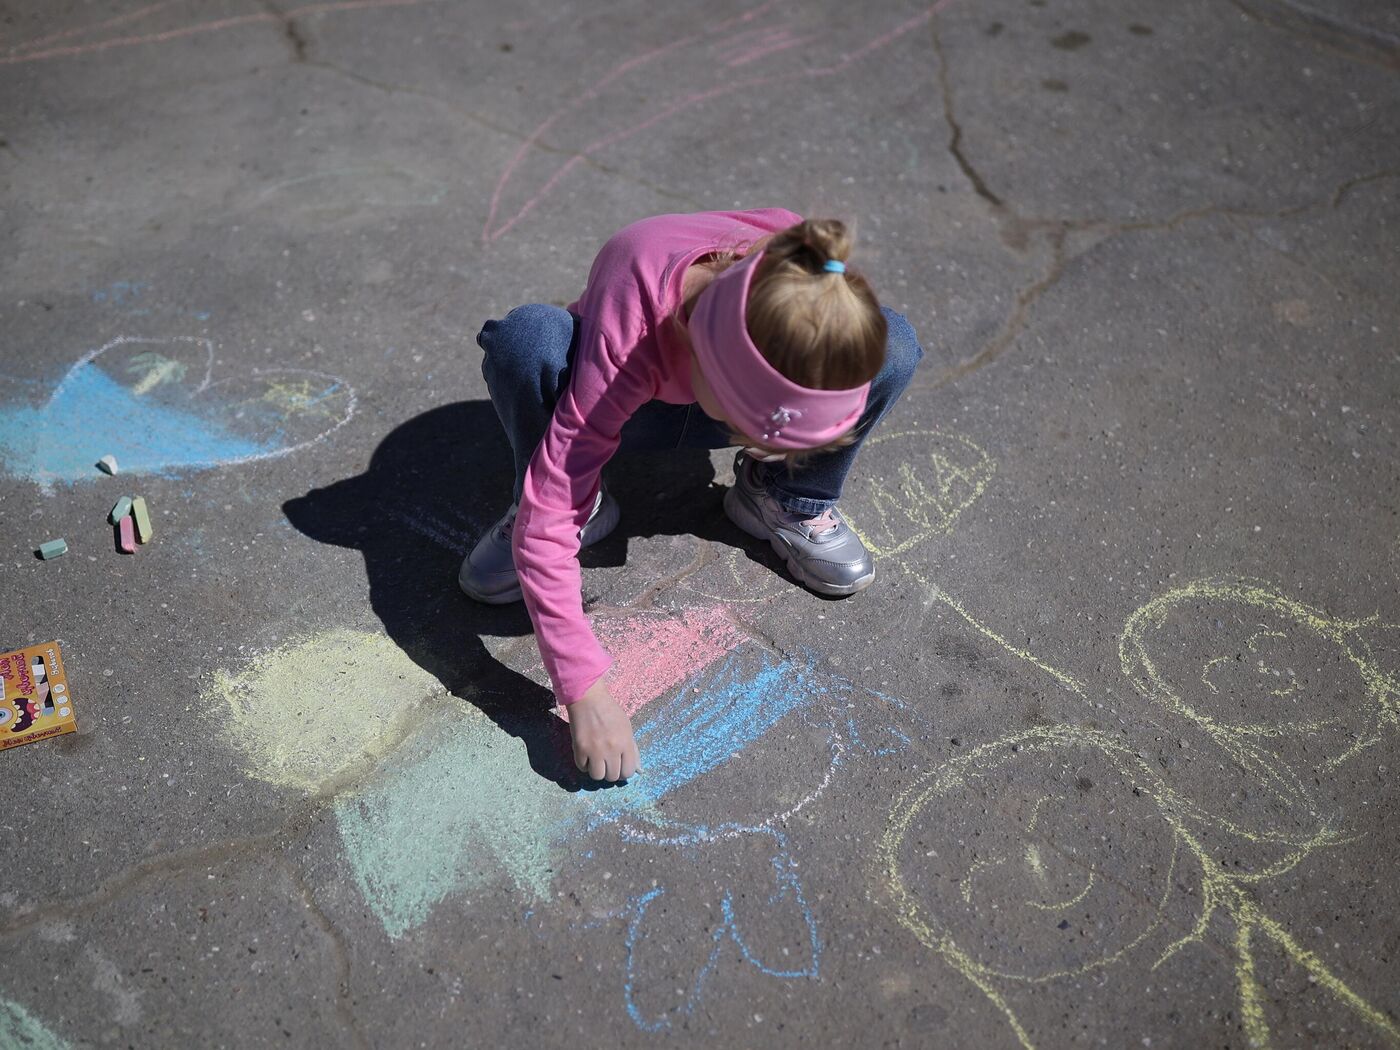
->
xmin=676 ymin=218 xmax=887 ymax=467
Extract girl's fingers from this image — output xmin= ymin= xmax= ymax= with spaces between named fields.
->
xmin=621 ymin=747 xmax=639 ymax=781
xmin=587 ymin=753 xmax=607 ymax=781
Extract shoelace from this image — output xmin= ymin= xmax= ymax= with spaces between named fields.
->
xmin=801 ymin=509 xmax=840 ymax=536
xmin=495 ymin=508 xmax=518 ymax=540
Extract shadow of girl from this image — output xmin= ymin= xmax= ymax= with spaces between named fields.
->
xmin=281 ymin=399 xmax=724 ymax=794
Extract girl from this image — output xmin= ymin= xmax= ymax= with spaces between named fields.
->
xmin=462 ymin=209 xmax=924 ymax=782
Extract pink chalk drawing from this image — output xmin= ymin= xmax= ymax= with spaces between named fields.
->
xmin=587 ymin=605 xmax=747 ymax=717
xmin=0 ymin=0 xmax=437 ymax=67
xmin=483 ymin=0 xmax=958 ymax=243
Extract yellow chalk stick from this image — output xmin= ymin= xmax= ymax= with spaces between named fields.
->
xmin=132 ymin=497 xmax=153 ymax=543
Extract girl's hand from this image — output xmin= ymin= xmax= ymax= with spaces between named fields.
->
xmin=568 ymin=679 xmax=641 ymax=783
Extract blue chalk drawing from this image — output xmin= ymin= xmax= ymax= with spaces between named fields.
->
xmin=0 ymin=994 xmax=71 ymax=1050
xmin=576 ymin=645 xmax=837 ymax=834
xmin=622 ymin=833 xmax=821 ymax=1032
xmin=91 ymin=280 xmax=147 ymax=306
xmin=0 ymin=359 xmax=271 ymax=483
xmin=0 ymin=336 xmax=356 ymax=490
xmin=335 ymin=643 xmax=923 ymax=1029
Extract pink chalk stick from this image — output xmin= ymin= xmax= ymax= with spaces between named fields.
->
xmin=117 ymin=514 xmax=136 ymax=554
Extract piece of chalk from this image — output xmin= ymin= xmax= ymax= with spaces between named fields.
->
xmin=131 ymin=497 xmax=153 ymax=543
xmin=37 ymin=538 xmax=68 ymax=560
xmin=96 ymin=454 xmax=119 ymax=475
xmin=109 ymin=496 xmax=133 ymax=524
xmin=118 ymin=514 xmax=136 ymax=554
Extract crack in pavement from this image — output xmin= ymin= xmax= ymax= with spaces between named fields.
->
xmin=926 ymin=2 xmax=1400 ymax=389
xmin=260 ymin=0 xmax=310 ymax=62
xmin=1228 ymin=0 xmax=1400 ymax=73
xmin=0 ymin=811 xmax=315 ymax=941
xmin=924 ymin=175 xmax=1397 ymax=389
xmin=931 ymin=23 xmax=1004 ymax=211
xmin=927 ymin=0 xmax=1400 ymax=390
xmin=283 ymin=856 xmax=371 ymax=1050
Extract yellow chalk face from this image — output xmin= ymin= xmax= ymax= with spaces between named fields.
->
xmin=1119 ymin=580 xmax=1397 ymax=827
xmin=883 ymin=729 xmax=1178 ymax=983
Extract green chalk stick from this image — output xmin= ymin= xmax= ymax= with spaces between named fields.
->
xmin=132 ymin=497 xmax=153 ymax=543
xmin=109 ymin=495 xmax=133 ymax=525
xmin=38 ymin=538 xmax=68 ymax=560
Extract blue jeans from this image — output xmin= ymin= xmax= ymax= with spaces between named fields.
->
xmin=477 ymin=304 xmax=923 ymax=515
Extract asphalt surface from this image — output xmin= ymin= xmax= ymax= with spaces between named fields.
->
xmin=2 ymin=1 xmax=1398 ymax=1047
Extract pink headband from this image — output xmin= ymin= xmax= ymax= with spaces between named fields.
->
xmin=688 ymin=251 xmax=871 ymax=450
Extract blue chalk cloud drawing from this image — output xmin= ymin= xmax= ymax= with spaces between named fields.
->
xmin=0 ymin=336 xmax=356 ymax=490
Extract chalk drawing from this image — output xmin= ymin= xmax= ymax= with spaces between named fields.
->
xmin=333 ymin=643 xmax=835 ymax=929
xmin=0 ymin=0 xmax=438 ymax=67
xmin=0 ymin=336 xmax=355 ymax=490
xmin=126 ymin=351 xmax=188 ymax=395
xmin=879 ymin=574 xmax=1400 ymax=1049
xmin=91 ymin=280 xmax=148 ymax=307
xmin=842 ymin=428 xmax=997 ymax=559
xmin=621 ymin=830 xmax=819 ymax=1032
xmin=325 ymin=622 xmax=917 ymax=1026
xmin=251 ymin=167 xmax=446 ymax=211
xmin=483 ymin=0 xmax=960 ymax=242
xmin=207 ymin=628 xmax=449 ymax=797
xmin=584 ymin=606 xmax=746 ymax=717
xmin=0 ymin=995 xmax=71 ymax=1050
xmin=684 ymin=427 xmax=995 ymax=603
xmin=1120 ymin=578 xmax=1400 ymax=846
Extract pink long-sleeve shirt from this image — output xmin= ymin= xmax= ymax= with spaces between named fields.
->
xmin=511 ymin=208 xmax=803 ymax=704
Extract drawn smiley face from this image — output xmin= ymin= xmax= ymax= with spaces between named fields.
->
xmin=1119 ymin=579 xmax=1398 ymax=812
xmin=882 ymin=726 xmax=1181 ymax=984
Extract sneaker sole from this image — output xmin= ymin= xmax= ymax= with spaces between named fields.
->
xmin=459 ymin=576 xmax=524 ymax=605
xmin=723 ymin=485 xmax=875 ymax=597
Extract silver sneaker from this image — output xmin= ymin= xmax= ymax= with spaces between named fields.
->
xmin=723 ymin=452 xmax=874 ymax=596
xmin=458 ymin=487 xmax=620 ymax=604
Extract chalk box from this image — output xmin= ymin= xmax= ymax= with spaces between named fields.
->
xmin=0 ymin=641 xmax=76 ymax=751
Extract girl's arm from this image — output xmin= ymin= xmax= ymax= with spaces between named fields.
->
xmin=511 ymin=325 xmax=655 ymax=705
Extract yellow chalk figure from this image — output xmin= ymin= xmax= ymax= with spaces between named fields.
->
xmin=1119 ymin=578 xmax=1400 ymax=840
xmin=878 ymin=574 xmax=1400 ymax=1049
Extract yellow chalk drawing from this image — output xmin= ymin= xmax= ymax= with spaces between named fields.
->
xmin=206 ymin=629 xmax=450 ymax=796
xmin=878 ymin=722 xmax=1397 ymax=1049
xmin=686 ymin=428 xmax=994 ymax=603
xmin=256 ymin=377 xmax=350 ymax=419
xmin=923 ymin=580 xmax=1088 ymax=699
xmin=877 ymin=577 xmax=1400 ymax=1049
xmin=842 ymin=429 xmax=996 ymax=559
xmin=879 ymin=726 xmax=1182 ymax=1049
xmin=683 ymin=545 xmax=792 ymax=604
xmin=1120 ymin=578 xmax=1400 ymax=781
xmin=125 ymin=351 xmax=188 ymax=395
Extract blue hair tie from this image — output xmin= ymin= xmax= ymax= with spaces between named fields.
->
xmin=823 ymin=259 xmax=846 ymax=274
